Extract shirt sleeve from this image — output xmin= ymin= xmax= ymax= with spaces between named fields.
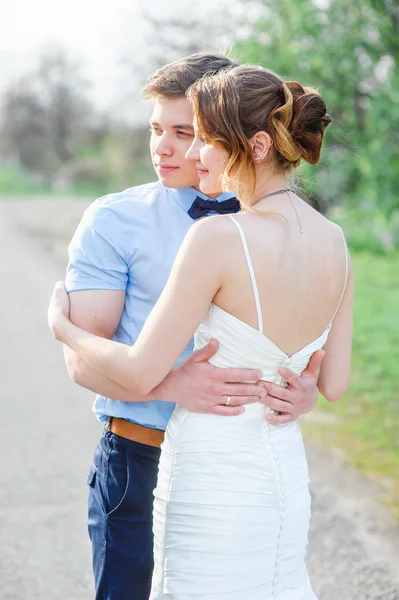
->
xmin=65 ymin=199 xmax=130 ymax=293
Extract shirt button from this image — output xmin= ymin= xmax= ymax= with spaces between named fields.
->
xmin=285 ymin=357 xmax=292 ymax=365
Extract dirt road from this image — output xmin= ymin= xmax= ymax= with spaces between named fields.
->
xmin=0 ymin=201 xmax=98 ymax=600
xmin=1 ymin=198 xmax=398 ymax=600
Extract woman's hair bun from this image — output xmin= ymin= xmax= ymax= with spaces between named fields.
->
xmin=285 ymin=81 xmax=332 ymax=165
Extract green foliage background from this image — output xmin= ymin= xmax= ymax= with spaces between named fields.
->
xmin=235 ymin=0 xmax=399 ymax=250
xmin=301 ymin=252 xmax=399 ymax=516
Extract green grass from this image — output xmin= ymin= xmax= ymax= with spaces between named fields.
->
xmin=0 ymin=164 xmax=154 ymax=199
xmin=0 ymin=166 xmax=52 ymax=195
xmin=0 ymin=166 xmax=105 ymax=198
xmin=302 ymin=252 xmax=399 ymax=516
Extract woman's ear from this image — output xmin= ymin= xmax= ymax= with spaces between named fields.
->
xmin=249 ymin=131 xmax=273 ymax=162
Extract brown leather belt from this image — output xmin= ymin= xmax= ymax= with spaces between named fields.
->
xmin=108 ymin=417 xmax=164 ymax=448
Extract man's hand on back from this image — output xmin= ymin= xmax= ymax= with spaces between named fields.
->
xmin=258 ymin=350 xmax=325 ymax=425
xmin=157 ymin=339 xmax=266 ymax=416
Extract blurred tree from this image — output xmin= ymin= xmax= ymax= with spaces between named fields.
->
xmin=37 ymin=49 xmax=92 ymax=164
xmin=0 ymin=46 xmax=159 ymax=192
xmin=0 ymin=79 xmax=51 ymax=176
xmin=0 ymin=47 xmax=93 ymax=182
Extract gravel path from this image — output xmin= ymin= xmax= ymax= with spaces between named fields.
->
xmin=307 ymin=440 xmax=399 ymax=599
xmin=1 ymin=196 xmax=398 ymax=600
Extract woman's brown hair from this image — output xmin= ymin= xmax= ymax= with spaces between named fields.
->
xmin=187 ymin=65 xmax=332 ymax=208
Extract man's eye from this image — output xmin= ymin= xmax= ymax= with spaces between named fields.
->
xmin=150 ymin=127 xmax=162 ymax=135
xmin=177 ymin=131 xmax=193 ymax=137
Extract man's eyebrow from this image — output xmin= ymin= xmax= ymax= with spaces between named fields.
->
xmin=172 ymin=124 xmax=194 ymax=130
xmin=149 ymin=120 xmax=194 ymax=131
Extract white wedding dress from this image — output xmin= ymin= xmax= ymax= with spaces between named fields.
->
xmin=150 ymin=215 xmax=348 ymax=600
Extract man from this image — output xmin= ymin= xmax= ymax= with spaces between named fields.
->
xmin=64 ymin=53 xmax=324 ymax=600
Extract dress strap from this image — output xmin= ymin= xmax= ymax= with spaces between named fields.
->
xmin=228 ymin=215 xmax=263 ymax=333
xmin=330 ymin=225 xmax=349 ymax=324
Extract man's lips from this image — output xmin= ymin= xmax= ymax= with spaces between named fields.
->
xmin=156 ymin=164 xmax=179 ymax=172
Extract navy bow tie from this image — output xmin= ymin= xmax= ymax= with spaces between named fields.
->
xmin=188 ymin=196 xmax=240 ymax=219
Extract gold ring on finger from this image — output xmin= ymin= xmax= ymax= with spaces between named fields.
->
xmin=225 ymin=395 xmax=231 ymax=406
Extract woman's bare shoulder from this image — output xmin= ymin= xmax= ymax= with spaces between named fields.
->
xmin=180 ymin=215 xmax=242 ymax=271
xmin=301 ymin=199 xmax=347 ymax=238
xmin=189 ymin=213 xmax=242 ymax=242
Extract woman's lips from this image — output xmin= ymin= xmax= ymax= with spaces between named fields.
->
xmin=197 ymin=168 xmax=209 ymax=176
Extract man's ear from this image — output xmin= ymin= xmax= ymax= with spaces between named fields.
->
xmin=249 ymin=131 xmax=273 ymax=162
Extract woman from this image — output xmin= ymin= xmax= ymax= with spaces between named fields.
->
xmin=48 ymin=65 xmax=353 ymax=599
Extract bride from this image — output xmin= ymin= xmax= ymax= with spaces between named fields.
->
xmin=48 ymin=64 xmax=353 ymax=599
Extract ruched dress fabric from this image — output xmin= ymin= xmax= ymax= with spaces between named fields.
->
xmin=150 ymin=216 xmax=347 ymax=600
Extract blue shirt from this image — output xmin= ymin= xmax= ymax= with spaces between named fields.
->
xmin=65 ymin=181 xmax=235 ymax=430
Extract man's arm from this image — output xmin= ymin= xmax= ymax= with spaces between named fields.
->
xmin=64 ymin=289 xmax=136 ymax=400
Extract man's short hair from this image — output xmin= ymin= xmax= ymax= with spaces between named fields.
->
xmin=142 ymin=52 xmax=240 ymax=99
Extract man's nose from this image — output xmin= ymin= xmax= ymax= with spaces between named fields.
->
xmin=154 ymin=134 xmax=173 ymax=156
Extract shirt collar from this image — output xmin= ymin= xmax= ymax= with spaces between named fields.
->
xmin=167 ymin=186 xmax=236 ymax=213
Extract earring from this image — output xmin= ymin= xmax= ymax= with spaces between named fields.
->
xmin=255 ymin=156 xmax=261 ymax=161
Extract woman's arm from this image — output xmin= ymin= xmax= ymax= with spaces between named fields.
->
xmin=317 ymin=255 xmax=354 ymax=402
xmin=49 ymin=217 xmax=230 ymax=396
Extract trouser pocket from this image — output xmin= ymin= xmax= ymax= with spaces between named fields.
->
xmin=104 ymin=442 xmax=129 ymax=516
xmin=88 ymin=433 xmax=129 ymax=517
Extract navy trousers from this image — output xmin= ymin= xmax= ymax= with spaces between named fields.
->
xmin=87 ymin=428 xmax=161 ymax=599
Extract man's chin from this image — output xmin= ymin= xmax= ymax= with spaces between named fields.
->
xmin=157 ymin=173 xmax=200 ymax=190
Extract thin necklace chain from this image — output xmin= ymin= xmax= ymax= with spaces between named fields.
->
xmin=258 ymin=187 xmax=303 ymax=234
xmin=286 ymin=189 xmax=304 ymax=234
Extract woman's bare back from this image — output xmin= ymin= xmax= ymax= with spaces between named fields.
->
xmin=213 ymin=194 xmax=349 ymax=358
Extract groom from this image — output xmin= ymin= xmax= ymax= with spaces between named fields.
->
xmin=64 ymin=53 xmax=324 ymax=600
